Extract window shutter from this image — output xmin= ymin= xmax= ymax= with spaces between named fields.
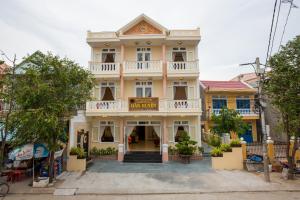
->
xmin=168 ymin=126 xmax=174 ymax=143
xmin=188 ymin=86 xmax=195 ymax=99
xmin=115 ymin=84 xmax=120 ymax=100
xmin=92 ymin=127 xmax=99 ymax=142
xmin=114 ymin=125 xmax=120 ymax=142
xmin=115 ymin=50 xmax=120 ymax=63
xmin=187 ymin=47 xmax=194 ymax=61
xmin=166 ymin=47 xmax=172 ymax=62
xmin=189 ymin=125 xmax=196 ymax=140
xmin=167 ymin=85 xmax=173 ymax=100
xmin=94 ymin=85 xmax=100 ymax=100
xmin=94 ymin=53 xmax=101 ymax=62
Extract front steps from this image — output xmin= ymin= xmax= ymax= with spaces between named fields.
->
xmin=123 ymin=151 xmax=162 ymax=163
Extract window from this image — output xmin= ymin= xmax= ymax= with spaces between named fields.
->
xmin=236 ymin=96 xmax=251 ymax=114
xmin=174 ymin=121 xmax=189 ymax=142
xmin=102 ymin=49 xmax=115 ymax=63
xmin=137 ymin=48 xmax=151 ymax=69
xmin=172 ymin=47 xmax=186 ymax=62
xmin=135 ymin=81 xmax=152 ymax=97
xmin=100 ymin=121 xmax=115 ymax=142
xmin=173 ymin=81 xmax=188 ymax=100
xmin=212 ymin=96 xmax=227 ymax=115
xmin=100 ymin=82 xmax=115 ymax=101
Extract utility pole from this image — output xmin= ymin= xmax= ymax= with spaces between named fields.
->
xmin=240 ymin=57 xmax=270 ymax=182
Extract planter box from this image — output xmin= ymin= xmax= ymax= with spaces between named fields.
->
xmin=91 ymin=154 xmax=117 ymax=160
xmin=169 ymin=153 xmax=203 ymax=161
xmin=67 ymin=155 xmax=86 ymax=172
xmin=211 ymin=147 xmax=243 ymax=170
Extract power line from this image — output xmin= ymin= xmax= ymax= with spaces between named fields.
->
xmin=270 ymin=0 xmax=282 ymax=56
xmin=265 ymin=0 xmax=278 ymax=66
xmin=278 ymin=0 xmax=294 ymax=52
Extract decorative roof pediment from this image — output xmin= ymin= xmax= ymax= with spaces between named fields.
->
xmin=118 ymin=14 xmax=167 ymax=36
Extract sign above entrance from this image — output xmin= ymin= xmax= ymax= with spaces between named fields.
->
xmin=128 ymin=97 xmax=159 ymax=111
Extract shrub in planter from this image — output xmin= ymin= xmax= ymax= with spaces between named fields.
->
xmin=175 ymin=131 xmax=197 ymax=164
xmin=210 ymin=147 xmax=223 ymax=157
xmin=230 ymin=139 xmax=242 ymax=147
xmin=208 ymin=134 xmax=221 ymax=147
xmin=70 ymin=147 xmax=86 ymax=159
xmin=90 ymin=147 xmax=98 ymax=156
xmin=168 ymin=146 xmax=177 ymax=155
xmin=220 ymin=144 xmax=232 ymax=152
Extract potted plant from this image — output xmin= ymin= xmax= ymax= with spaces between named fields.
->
xmin=220 ymin=144 xmax=232 ymax=152
xmin=210 ymin=147 xmax=223 ymax=157
xmin=175 ymin=131 xmax=197 ymax=164
xmin=230 ymin=139 xmax=242 ymax=148
xmin=67 ymin=147 xmax=86 ymax=171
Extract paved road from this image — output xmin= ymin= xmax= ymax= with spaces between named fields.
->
xmin=3 ymin=191 xmax=300 ymax=200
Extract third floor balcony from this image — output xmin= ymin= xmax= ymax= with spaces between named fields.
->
xmin=167 ymin=60 xmax=199 ymax=78
xmin=123 ymin=60 xmax=163 ymax=78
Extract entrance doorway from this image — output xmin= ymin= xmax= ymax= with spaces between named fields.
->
xmin=125 ymin=121 xmax=161 ymax=153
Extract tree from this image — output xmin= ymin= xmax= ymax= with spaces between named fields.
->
xmin=264 ymin=36 xmax=300 ymax=179
xmin=0 ymin=51 xmax=18 ymax=166
xmin=211 ymin=108 xmax=249 ymax=136
xmin=13 ymin=52 xmax=94 ymax=182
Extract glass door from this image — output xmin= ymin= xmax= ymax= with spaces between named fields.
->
xmin=137 ymin=48 xmax=151 ymax=69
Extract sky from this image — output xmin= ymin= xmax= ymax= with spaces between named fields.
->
xmin=0 ymin=0 xmax=299 ymax=80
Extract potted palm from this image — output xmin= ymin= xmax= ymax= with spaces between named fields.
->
xmin=175 ymin=131 xmax=197 ymax=164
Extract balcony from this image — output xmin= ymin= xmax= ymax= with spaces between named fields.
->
xmin=211 ymin=109 xmax=259 ymax=119
xmin=86 ymin=99 xmax=201 ymax=116
xmin=89 ymin=62 xmax=120 ymax=78
xmin=167 ymin=61 xmax=199 ymax=78
xmin=123 ymin=60 xmax=163 ymax=78
xmin=86 ymin=100 xmax=122 ymax=114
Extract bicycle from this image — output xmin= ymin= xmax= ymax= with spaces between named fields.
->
xmin=0 ymin=181 xmax=9 ymax=197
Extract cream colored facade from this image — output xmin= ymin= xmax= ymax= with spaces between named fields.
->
xmin=70 ymin=14 xmax=202 ymax=162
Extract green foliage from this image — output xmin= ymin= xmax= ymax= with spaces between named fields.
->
xmin=198 ymin=146 xmax=204 ymax=153
xmin=12 ymin=52 xmax=94 ymax=149
xmin=230 ymin=139 xmax=242 ymax=147
xmin=70 ymin=147 xmax=85 ymax=159
xmin=0 ymin=60 xmax=4 ymax=65
xmin=220 ymin=143 xmax=232 ymax=152
xmin=210 ymin=147 xmax=223 ymax=157
xmin=207 ymin=134 xmax=221 ymax=147
xmin=264 ymin=36 xmax=300 ymax=139
xmin=89 ymin=147 xmax=117 ymax=156
xmin=168 ymin=146 xmax=177 ymax=155
xmin=175 ymin=131 xmax=197 ymax=155
xmin=211 ymin=108 xmax=249 ymax=136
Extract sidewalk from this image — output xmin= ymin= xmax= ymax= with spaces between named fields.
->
xmin=54 ymin=160 xmax=300 ymax=195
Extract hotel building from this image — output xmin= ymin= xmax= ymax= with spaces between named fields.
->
xmin=69 ymin=14 xmax=201 ymax=162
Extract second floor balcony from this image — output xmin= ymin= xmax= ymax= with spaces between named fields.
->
xmin=123 ymin=60 xmax=163 ymax=78
xmin=85 ymin=98 xmax=201 ymax=116
xmin=89 ymin=61 xmax=120 ymax=78
xmin=211 ymin=108 xmax=259 ymax=118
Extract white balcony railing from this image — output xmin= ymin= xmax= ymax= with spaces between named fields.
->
xmin=86 ymin=100 xmax=121 ymax=112
xmin=124 ymin=60 xmax=163 ymax=74
xmin=89 ymin=62 xmax=120 ymax=75
xmin=212 ymin=109 xmax=258 ymax=116
xmin=166 ymin=99 xmax=201 ymax=111
xmin=167 ymin=61 xmax=199 ymax=75
xmin=86 ymin=99 xmax=201 ymax=114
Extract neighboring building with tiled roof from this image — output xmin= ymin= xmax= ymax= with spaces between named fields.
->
xmin=0 ymin=63 xmax=9 ymax=75
xmin=200 ymin=80 xmax=259 ymax=143
xmin=200 ymin=80 xmax=256 ymax=92
xmin=231 ymin=73 xmax=258 ymax=88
